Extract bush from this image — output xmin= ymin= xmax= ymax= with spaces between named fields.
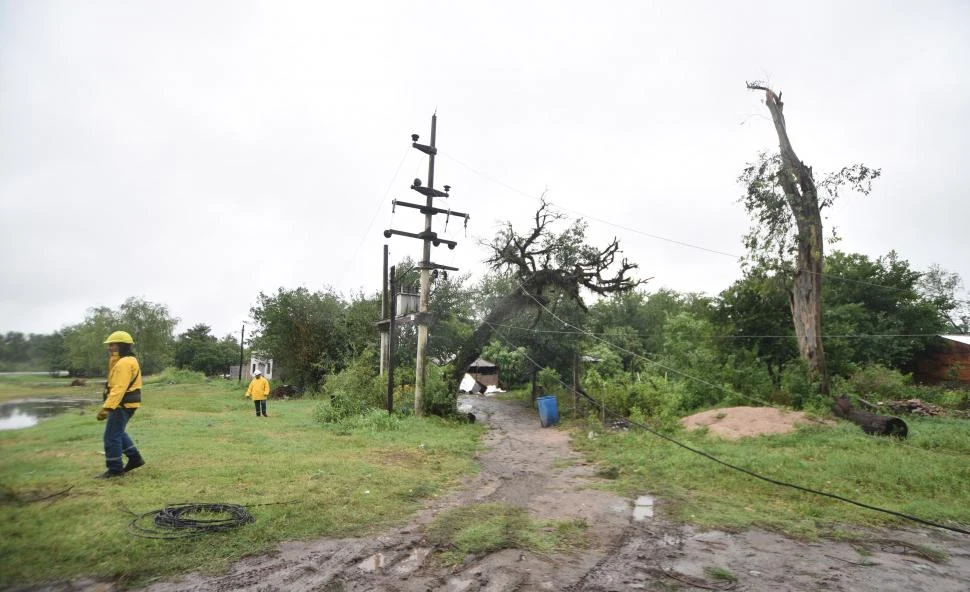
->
xmin=317 ymin=350 xmax=383 ymax=422
xmin=422 ymin=363 xmax=457 ymax=416
xmin=840 ymin=364 xmax=911 ymax=401
xmin=779 ymin=360 xmax=827 ymax=411
xmin=144 ymin=367 xmax=208 ymax=385
xmin=537 ymin=367 xmax=563 ymax=394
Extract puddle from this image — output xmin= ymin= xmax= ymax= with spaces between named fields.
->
xmin=357 ymin=547 xmax=431 ymax=574
xmin=0 ymin=398 xmax=95 ymax=431
xmin=633 ymin=495 xmax=654 ymax=521
xmin=393 ymin=547 xmax=430 ymax=575
xmin=357 ymin=552 xmax=386 ymax=572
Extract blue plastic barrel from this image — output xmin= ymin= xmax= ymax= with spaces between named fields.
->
xmin=537 ymin=395 xmax=559 ymax=427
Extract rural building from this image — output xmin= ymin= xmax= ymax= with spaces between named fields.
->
xmin=914 ymin=335 xmax=970 ymax=384
xmin=228 ymin=356 xmax=275 ymax=380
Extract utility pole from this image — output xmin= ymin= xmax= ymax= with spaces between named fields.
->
xmin=385 ymin=265 xmax=397 ymax=414
xmin=238 ymin=323 xmax=245 ymax=382
xmin=379 ymin=245 xmax=389 ymax=377
xmin=383 ymin=113 xmax=469 ymax=416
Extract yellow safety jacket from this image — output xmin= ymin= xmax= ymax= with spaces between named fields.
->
xmin=246 ymin=376 xmax=270 ymax=401
xmin=104 ymin=355 xmax=142 ymax=410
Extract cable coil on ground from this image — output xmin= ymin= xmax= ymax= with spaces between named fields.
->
xmin=128 ymin=503 xmax=254 ymax=539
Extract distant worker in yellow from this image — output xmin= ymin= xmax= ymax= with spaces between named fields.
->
xmin=96 ymin=330 xmax=145 ymax=478
xmin=245 ymin=369 xmax=271 ymax=417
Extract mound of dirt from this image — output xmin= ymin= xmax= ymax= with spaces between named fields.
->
xmin=681 ymin=405 xmax=826 ymax=440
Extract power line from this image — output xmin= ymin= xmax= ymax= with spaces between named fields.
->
xmin=337 ymin=147 xmax=412 ymax=290
xmin=441 ymin=150 xmax=926 ymax=296
xmin=485 ymin=321 xmax=945 ymax=340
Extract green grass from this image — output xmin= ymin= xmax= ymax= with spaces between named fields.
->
xmin=424 ymin=503 xmax=589 ymax=565
xmin=0 ymin=374 xmax=95 ymax=401
xmin=0 ymin=377 xmax=483 ymax=589
xmin=574 ymin=416 xmax=970 ymax=538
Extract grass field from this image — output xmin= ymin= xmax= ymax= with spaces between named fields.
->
xmin=0 ymin=374 xmax=483 ymax=589
xmin=573 ymin=411 xmax=970 ymax=538
xmin=4 ymin=375 xmax=970 ymax=588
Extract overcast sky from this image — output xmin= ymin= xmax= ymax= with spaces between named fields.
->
xmin=1 ymin=1 xmax=968 ymax=340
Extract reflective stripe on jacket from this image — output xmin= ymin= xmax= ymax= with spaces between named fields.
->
xmin=246 ymin=376 xmax=270 ymax=401
xmin=104 ymin=356 xmax=142 ymax=410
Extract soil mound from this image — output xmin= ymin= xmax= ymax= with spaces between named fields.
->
xmin=681 ymin=405 xmax=826 ymax=440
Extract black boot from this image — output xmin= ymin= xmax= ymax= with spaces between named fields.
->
xmin=96 ymin=470 xmax=124 ymax=479
xmin=123 ymin=455 xmax=145 ymax=472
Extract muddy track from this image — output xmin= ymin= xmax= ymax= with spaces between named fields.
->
xmin=24 ymin=394 xmax=970 ymax=591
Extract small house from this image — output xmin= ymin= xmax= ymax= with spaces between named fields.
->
xmin=467 ymin=357 xmax=499 ymax=388
xmin=914 ymin=335 xmax=970 ymax=384
xmin=228 ymin=356 xmax=275 ymax=380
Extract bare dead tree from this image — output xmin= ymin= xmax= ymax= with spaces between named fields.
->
xmin=451 ymin=199 xmax=644 ymax=387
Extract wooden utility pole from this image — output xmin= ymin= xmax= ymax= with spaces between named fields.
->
xmin=237 ymin=323 xmax=245 ymax=382
xmin=383 ymin=113 xmax=469 ymax=416
xmin=379 ymin=245 xmax=389 ymax=377
xmin=386 ymin=265 xmax=397 ymax=414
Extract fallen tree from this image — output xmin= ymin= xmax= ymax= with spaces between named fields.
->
xmin=833 ymin=396 xmax=908 ymax=438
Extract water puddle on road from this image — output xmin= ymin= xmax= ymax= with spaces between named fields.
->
xmin=633 ymin=495 xmax=655 ymax=520
xmin=357 ymin=547 xmax=431 ymax=574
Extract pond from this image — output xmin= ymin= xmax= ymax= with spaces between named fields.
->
xmin=0 ymin=398 xmax=96 ymax=431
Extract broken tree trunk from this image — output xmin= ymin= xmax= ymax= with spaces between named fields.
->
xmin=747 ymin=83 xmax=829 ymax=394
xmin=833 ymin=396 xmax=908 ymax=439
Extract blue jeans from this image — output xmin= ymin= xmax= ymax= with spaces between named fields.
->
xmin=103 ymin=408 xmax=139 ymax=473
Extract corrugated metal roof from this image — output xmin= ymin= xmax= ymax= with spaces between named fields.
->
xmin=941 ymin=335 xmax=970 ymax=346
xmin=469 ymin=357 xmax=497 ymax=368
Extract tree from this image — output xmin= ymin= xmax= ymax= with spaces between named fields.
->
xmin=62 ymin=307 xmax=117 ymax=376
xmin=250 ymin=287 xmax=350 ymax=388
xmin=117 ymin=297 xmax=178 ymax=374
xmin=716 ymin=269 xmax=798 ymax=385
xmin=61 ymin=299 xmax=178 ymax=376
xmin=174 ymin=324 xmax=238 ymax=376
xmin=741 ymin=83 xmax=880 ymax=394
xmin=822 ymin=251 xmax=949 ymax=375
xmin=451 ymin=199 xmax=645 ymax=387
xmin=918 ymin=265 xmax=970 ymax=334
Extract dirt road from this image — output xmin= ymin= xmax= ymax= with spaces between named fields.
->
xmin=34 ymin=394 xmax=970 ymax=591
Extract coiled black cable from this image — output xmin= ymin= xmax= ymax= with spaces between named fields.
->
xmin=128 ymin=503 xmax=254 ymax=539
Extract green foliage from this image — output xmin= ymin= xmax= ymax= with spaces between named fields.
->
xmin=250 ymin=287 xmax=353 ymax=388
xmin=822 ymin=251 xmax=946 ymax=374
xmin=144 ymin=367 xmax=209 ymax=385
xmin=833 ymin=364 xmax=912 ymax=401
xmin=779 ymin=359 xmax=826 ymax=411
xmin=173 ymin=324 xmax=240 ymax=376
xmin=738 ymin=152 xmax=880 ymax=275
xmin=536 ymin=367 xmax=563 ymax=394
xmin=58 ymin=298 xmax=178 ymax=376
xmin=318 ymin=348 xmax=383 ymax=422
xmin=0 ymin=332 xmax=64 ymax=372
xmin=422 ymin=362 xmax=457 ymax=416
xmin=482 ymin=339 xmax=529 ymax=388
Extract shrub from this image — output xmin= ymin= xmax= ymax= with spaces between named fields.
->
xmin=537 ymin=367 xmax=563 ymax=394
xmin=144 ymin=367 xmax=208 ymax=385
xmin=842 ymin=364 xmax=911 ymax=401
xmin=318 ymin=350 xmax=383 ymax=422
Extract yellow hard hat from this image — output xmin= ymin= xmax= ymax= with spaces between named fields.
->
xmin=104 ymin=330 xmax=134 ymax=344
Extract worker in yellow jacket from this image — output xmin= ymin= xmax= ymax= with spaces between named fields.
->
xmin=96 ymin=330 xmax=145 ymax=478
xmin=245 ymin=369 xmax=271 ymax=417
